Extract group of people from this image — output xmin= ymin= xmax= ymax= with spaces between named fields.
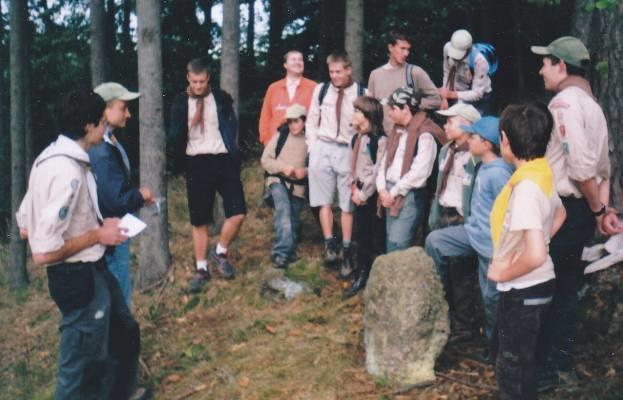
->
xmin=14 ymin=26 xmax=621 ymax=399
xmin=256 ymin=31 xmax=621 ymax=399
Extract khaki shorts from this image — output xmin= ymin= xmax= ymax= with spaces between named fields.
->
xmin=308 ymin=139 xmax=354 ymax=212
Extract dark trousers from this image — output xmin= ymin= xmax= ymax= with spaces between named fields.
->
xmin=496 ymin=280 xmax=554 ymax=400
xmin=354 ymin=193 xmax=385 ymax=280
xmin=538 ymin=197 xmax=594 ymax=372
xmin=48 ymin=259 xmax=140 ymax=399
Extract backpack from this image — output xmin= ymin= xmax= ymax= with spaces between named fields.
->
xmin=318 ymin=81 xmax=366 ymax=107
xmin=468 ymin=43 xmax=498 ymax=77
xmin=350 ymin=133 xmax=383 ymax=164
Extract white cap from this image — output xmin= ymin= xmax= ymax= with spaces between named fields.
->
xmin=436 ymin=103 xmax=481 ymax=123
xmin=448 ymin=29 xmax=473 ymax=60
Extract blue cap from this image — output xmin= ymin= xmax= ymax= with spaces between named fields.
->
xmin=461 ymin=116 xmax=500 ymax=145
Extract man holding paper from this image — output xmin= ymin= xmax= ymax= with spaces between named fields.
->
xmin=88 ymin=82 xmax=155 ymax=307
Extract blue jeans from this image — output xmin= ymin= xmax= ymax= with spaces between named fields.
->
xmin=269 ymin=183 xmax=304 ymax=260
xmin=385 ymin=187 xmax=427 ymax=252
xmin=105 ymin=239 xmax=132 ymax=308
xmin=424 ymin=224 xmax=499 ymax=340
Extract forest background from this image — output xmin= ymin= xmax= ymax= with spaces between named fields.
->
xmin=0 ymin=0 xmax=622 ymax=398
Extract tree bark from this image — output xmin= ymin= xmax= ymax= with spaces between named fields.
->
xmin=0 ymin=9 xmax=8 ymax=239
xmin=197 ymin=0 xmax=214 ymax=54
xmin=511 ymin=0 xmax=524 ymax=98
xmin=121 ymin=0 xmax=133 ymax=55
xmin=9 ymin=0 xmax=28 ymax=289
xmin=572 ymin=3 xmax=623 ymax=210
xmin=344 ymin=0 xmax=363 ymax=82
xmin=268 ymin=0 xmax=286 ymax=77
xmin=136 ymin=0 xmax=170 ymax=288
xmin=246 ymin=0 xmax=255 ymax=59
xmin=90 ymin=0 xmax=108 ymax=87
xmin=221 ymin=0 xmax=240 ymax=117
xmin=24 ymin=18 xmax=33 ymax=173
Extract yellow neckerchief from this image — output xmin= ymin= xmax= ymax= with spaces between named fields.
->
xmin=490 ymin=157 xmax=553 ymax=249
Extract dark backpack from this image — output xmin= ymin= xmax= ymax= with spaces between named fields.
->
xmin=468 ymin=43 xmax=498 ymax=77
xmin=350 ymin=133 xmax=382 ymax=164
xmin=318 ymin=81 xmax=366 ymax=107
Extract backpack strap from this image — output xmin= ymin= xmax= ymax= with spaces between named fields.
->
xmin=405 ymin=63 xmax=415 ymax=89
xmin=368 ymin=134 xmax=379 ymax=164
xmin=274 ymin=124 xmax=290 ymax=158
xmin=318 ymin=82 xmax=330 ymax=107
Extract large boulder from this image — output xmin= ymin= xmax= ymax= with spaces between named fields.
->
xmin=364 ymin=246 xmax=449 ymax=389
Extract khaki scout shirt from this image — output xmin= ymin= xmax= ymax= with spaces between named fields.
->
xmin=261 ymin=131 xmax=308 ymax=199
xmin=545 ymin=86 xmax=610 ymax=198
xmin=16 ymin=135 xmax=105 ymax=265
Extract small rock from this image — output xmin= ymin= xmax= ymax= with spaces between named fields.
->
xmin=260 ymin=269 xmax=311 ymax=301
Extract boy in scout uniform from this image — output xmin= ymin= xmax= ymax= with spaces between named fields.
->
xmin=17 ymin=89 xmax=145 ymax=399
xmin=531 ymin=36 xmax=623 ymax=391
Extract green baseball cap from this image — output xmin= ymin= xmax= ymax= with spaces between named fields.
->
xmin=530 ymin=36 xmax=590 ymax=68
xmin=94 ymin=82 xmax=140 ymax=102
xmin=380 ymin=86 xmax=421 ymax=109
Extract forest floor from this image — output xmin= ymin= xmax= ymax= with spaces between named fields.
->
xmin=1 ymin=160 xmax=622 ymax=399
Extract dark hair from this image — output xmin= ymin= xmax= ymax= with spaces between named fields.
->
xmin=499 ymin=102 xmax=553 ymax=160
xmin=490 ymin=143 xmax=501 ymax=157
xmin=326 ymin=51 xmax=352 ymax=68
xmin=283 ymin=50 xmax=304 ymax=63
xmin=387 ymin=30 xmax=411 ymax=46
xmin=546 ymin=55 xmax=587 ymax=77
xmin=353 ymin=96 xmax=384 ymax=135
xmin=187 ymin=57 xmax=211 ymax=76
xmin=59 ymin=89 xmax=106 ymax=139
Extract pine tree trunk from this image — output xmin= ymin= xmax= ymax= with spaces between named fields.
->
xmin=572 ymin=3 xmax=623 ymax=210
xmin=246 ymin=0 xmax=255 ymax=59
xmin=121 ymin=0 xmax=133 ymax=55
xmin=197 ymin=0 xmax=213 ymax=54
xmin=0 ymin=10 xmax=8 ymax=239
xmin=136 ymin=0 xmax=170 ymax=288
xmin=221 ymin=0 xmax=240 ymax=117
xmin=90 ymin=0 xmax=108 ymax=86
xmin=9 ymin=0 xmax=28 ymax=289
xmin=344 ymin=0 xmax=363 ymax=82
xmin=23 ymin=19 xmax=32 ymax=173
xmin=268 ymin=0 xmax=285 ymax=79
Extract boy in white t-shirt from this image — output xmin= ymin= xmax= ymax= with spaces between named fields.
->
xmin=488 ymin=102 xmax=566 ymax=399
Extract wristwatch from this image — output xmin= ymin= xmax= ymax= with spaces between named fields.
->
xmin=592 ymin=204 xmax=607 ymax=217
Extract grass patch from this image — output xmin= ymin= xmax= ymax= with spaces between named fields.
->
xmin=283 ymin=259 xmax=327 ymax=291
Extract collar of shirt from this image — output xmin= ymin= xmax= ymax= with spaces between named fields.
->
xmin=382 ymin=61 xmax=403 ymax=71
xmin=286 ymin=76 xmax=301 ymax=89
xmin=103 ymin=126 xmax=115 ymax=145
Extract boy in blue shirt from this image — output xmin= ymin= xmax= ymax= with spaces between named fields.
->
xmin=425 ymin=116 xmax=513 ymax=348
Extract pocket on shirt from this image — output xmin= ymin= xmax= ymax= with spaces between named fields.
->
xmin=47 ymin=264 xmax=95 ymax=315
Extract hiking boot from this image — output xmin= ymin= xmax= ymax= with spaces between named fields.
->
xmin=339 ymin=246 xmax=354 ymax=279
xmin=208 ymin=249 xmax=236 ymax=280
xmin=188 ymin=268 xmax=211 ymax=293
xmin=272 ymin=255 xmax=289 ymax=269
xmin=324 ymin=238 xmax=340 ymax=269
xmin=342 ymin=273 xmax=366 ymax=300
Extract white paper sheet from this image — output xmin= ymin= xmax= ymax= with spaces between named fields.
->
xmin=119 ymin=213 xmax=147 ymax=238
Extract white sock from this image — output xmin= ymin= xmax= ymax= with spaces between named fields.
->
xmin=216 ymin=243 xmax=227 ymax=255
xmin=196 ymin=260 xmax=208 ymax=271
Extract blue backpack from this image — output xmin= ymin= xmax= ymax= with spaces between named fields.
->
xmin=468 ymin=43 xmax=498 ymax=77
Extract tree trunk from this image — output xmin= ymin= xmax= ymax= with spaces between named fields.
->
xmin=268 ymin=0 xmax=286 ymax=78
xmin=106 ymin=0 xmax=117 ymax=66
xmin=197 ymin=0 xmax=213 ymax=54
xmin=9 ymin=0 xmax=28 ymax=289
xmin=24 ymin=18 xmax=33 ymax=173
xmin=246 ymin=0 xmax=255 ymax=59
xmin=121 ymin=0 xmax=133 ymax=55
xmin=221 ymin=0 xmax=240 ymax=117
xmin=572 ymin=3 xmax=623 ymax=210
xmin=0 ymin=9 xmax=8 ymax=239
xmin=344 ymin=0 xmax=363 ymax=82
xmin=90 ymin=0 xmax=108 ymax=87
xmin=136 ymin=0 xmax=170 ymax=288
